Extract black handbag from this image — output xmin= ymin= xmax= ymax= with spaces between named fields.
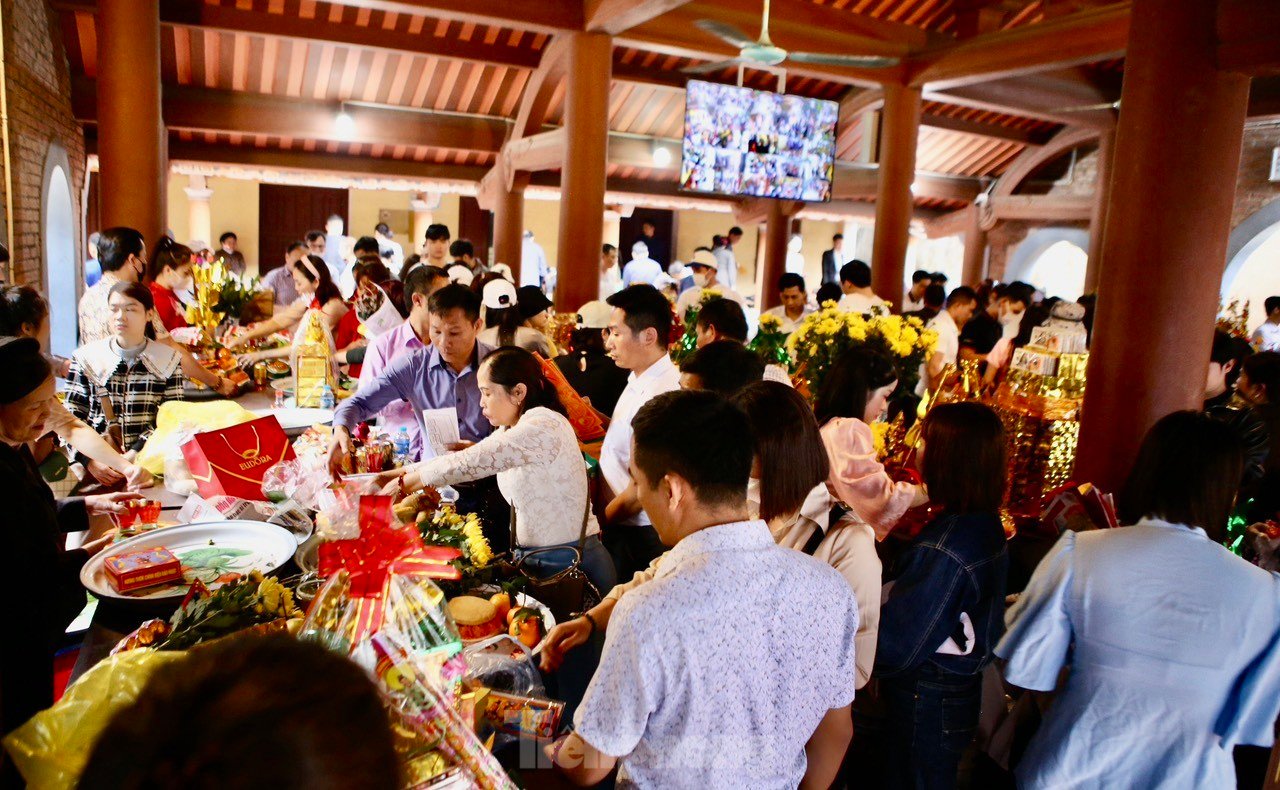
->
xmin=506 ymin=495 xmax=601 ymax=622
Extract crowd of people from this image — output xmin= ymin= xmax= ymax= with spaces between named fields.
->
xmin=5 ymin=220 xmax=1280 ymax=790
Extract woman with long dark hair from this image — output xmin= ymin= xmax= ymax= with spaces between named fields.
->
xmin=477 ymin=278 xmax=554 ymax=357
xmin=815 ymin=347 xmax=925 ymax=539
xmin=876 ymin=401 xmax=1010 ymax=789
xmin=390 ymin=346 xmax=615 ymax=591
xmin=735 ymin=380 xmax=882 ymax=689
xmin=998 ymin=411 xmax=1280 ymax=789
xmin=227 ymin=254 xmax=349 ymax=365
xmin=65 ymin=282 xmax=185 ymax=453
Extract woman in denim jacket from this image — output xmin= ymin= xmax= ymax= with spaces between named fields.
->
xmin=874 ymin=402 xmax=1010 ymax=789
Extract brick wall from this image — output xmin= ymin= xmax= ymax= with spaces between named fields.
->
xmin=1232 ymin=121 xmax=1280 ymax=230
xmin=0 ymin=0 xmax=86 ymax=287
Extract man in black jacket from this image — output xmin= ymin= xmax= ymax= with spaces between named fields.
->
xmin=821 ymin=233 xmax=844 ymax=286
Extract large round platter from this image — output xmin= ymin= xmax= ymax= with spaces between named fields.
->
xmin=81 ymin=520 xmax=297 ymax=601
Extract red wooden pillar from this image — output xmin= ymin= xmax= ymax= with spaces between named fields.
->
xmin=98 ymin=0 xmax=165 ymax=242
xmin=1074 ymin=0 xmax=1251 ymax=492
xmin=760 ymin=202 xmax=795 ymax=311
xmin=961 ymin=206 xmax=987 ymax=286
xmin=871 ymin=83 xmax=922 ymax=312
xmin=492 ymin=179 xmax=525 ymax=280
xmin=555 ymin=32 xmax=611 ymax=311
xmin=1083 ymin=128 xmax=1115 ymax=295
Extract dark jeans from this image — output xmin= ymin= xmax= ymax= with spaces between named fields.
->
xmin=600 ymin=523 xmax=666 ymax=581
xmin=880 ymin=664 xmax=983 ymax=790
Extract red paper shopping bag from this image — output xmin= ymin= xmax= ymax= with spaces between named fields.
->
xmin=182 ymin=416 xmax=296 ymax=501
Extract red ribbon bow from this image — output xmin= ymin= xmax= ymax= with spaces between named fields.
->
xmin=318 ymin=496 xmax=463 ymax=639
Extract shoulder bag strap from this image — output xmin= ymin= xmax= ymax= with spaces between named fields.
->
xmin=802 ymin=524 xmax=826 ymax=556
xmin=576 ymin=488 xmax=591 ymax=550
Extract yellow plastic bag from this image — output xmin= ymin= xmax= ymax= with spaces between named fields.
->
xmin=135 ymin=400 xmax=258 ymax=475
xmin=2 ymin=649 xmax=186 ymax=789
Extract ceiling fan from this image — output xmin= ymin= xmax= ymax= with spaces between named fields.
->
xmin=682 ymin=0 xmax=900 ymax=75
xmin=1054 ymin=100 xmax=1122 ymax=113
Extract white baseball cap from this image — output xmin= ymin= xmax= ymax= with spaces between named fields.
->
xmin=576 ymin=300 xmax=612 ymax=329
xmin=447 ymin=263 xmax=474 ymax=287
xmin=482 ymin=277 xmax=518 ymax=310
xmin=689 ymin=249 xmax=718 ymax=270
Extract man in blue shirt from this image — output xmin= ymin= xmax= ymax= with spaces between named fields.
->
xmin=329 ymin=283 xmax=507 ymax=547
xmin=329 ymin=283 xmax=493 ymax=472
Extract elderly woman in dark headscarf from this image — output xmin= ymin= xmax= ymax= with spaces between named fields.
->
xmin=0 ymin=338 xmax=140 ymax=748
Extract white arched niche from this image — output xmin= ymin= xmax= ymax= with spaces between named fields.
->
xmin=42 ymin=144 xmax=79 ymax=357
xmin=1006 ymin=227 xmax=1089 ymax=301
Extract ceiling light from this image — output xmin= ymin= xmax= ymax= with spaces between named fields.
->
xmin=652 ymin=145 xmax=673 ymax=168
xmin=335 ymin=109 xmax=355 ymax=140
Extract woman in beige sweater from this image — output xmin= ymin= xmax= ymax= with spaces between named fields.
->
xmin=541 ymin=381 xmax=882 ymax=689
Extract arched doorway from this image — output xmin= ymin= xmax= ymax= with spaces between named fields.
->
xmin=1223 ymin=199 xmax=1280 ymax=334
xmin=42 ymin=144 xmax=79 ymax=357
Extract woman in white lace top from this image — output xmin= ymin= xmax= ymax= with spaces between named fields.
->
xmin=395 ymin=346 xmax=617 ymax=592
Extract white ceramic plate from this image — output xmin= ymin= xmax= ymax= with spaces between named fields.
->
xmin=81 ymin=520 xmax=297 ymax=601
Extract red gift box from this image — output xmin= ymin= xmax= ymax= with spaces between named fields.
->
xmin=182 ymin=416 xmax=296 ymax=501
xmin=105 ymin=547 xmax=183 ymax=593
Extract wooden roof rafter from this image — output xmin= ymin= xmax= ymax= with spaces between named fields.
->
xmin=53 ymin=0 xmax=547 ymax=72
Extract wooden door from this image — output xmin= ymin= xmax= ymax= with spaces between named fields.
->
xmin=620 ymin=207 xmax=675 ymax=268
xmin=257 ymin=185 xmax=349 ymax=273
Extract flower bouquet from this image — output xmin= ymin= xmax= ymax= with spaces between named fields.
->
xmin=417 ymin=505 xmax=497 ymax=594
xmin=787 ymin=303 xmax=937 ymax=403
xmin=112 ymin=571 xmax=303 ymax=652
xmin=185 ymin=259 xmax=264 ymax=339
xmin=749 ymin=312 xmax=791 ymax=371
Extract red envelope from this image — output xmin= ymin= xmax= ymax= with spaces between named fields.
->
xmin=182 ymin=416 xmax=296 ymax=501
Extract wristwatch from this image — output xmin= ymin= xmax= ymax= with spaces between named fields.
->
xmin=572 ymin=610 xmax=599 ymax=637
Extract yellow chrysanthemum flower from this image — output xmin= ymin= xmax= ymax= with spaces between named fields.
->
xmin=462 ymin=518 xmax=493 ymax=568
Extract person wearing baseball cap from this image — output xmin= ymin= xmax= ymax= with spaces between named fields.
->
xmin=674 ymin=247 xmax=745 ymax=320
xmin=477 ymin=278 xmax=553 ymax=358
xmin=553 ymin=300 xmax=629 ymax=419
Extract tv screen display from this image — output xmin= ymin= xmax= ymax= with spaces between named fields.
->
xmin=680 ymin=79 xmax=839 ymax=203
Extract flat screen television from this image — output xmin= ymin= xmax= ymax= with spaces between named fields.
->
xmin=680 ymin=79 xmax=839 ymax=203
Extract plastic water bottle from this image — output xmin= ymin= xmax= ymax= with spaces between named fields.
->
xmin=320 ymin=384 xmax=335 ymax=410
xmin=393 ymin=427 xmax=411 ymax=466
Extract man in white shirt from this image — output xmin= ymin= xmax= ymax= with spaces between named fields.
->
xmin=674 ymin=248 xmax=745 ymax=320
xmin=599 ymin=284 xmax=682 ymax=577
xmin=902 ymin=270 xmax=933 ymax=313
xmin=714 ymin=226 xmax=742 ymax=291
xmin=764 ymin=272 xmax=816 ymax=333
xmin=837 ymin=259 xmax=891 ymax=316
xmin=374 ymin=222 xmax=405 ymax=277
xmin=551 ymin=389 xmax=858 ymax=789
xmin=599 ymin=243 xmax=623 ymax=298
xmin=621 ymin=241 xmax=662 ymax=287
xmin=1252 ymin=296 xmax=1280 ymax=352
xmin=918 ymin=286 xmax=979 ymax=396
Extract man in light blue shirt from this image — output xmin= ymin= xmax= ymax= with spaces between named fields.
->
xmin=329 ymin=283 xmax=493 ymax=474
